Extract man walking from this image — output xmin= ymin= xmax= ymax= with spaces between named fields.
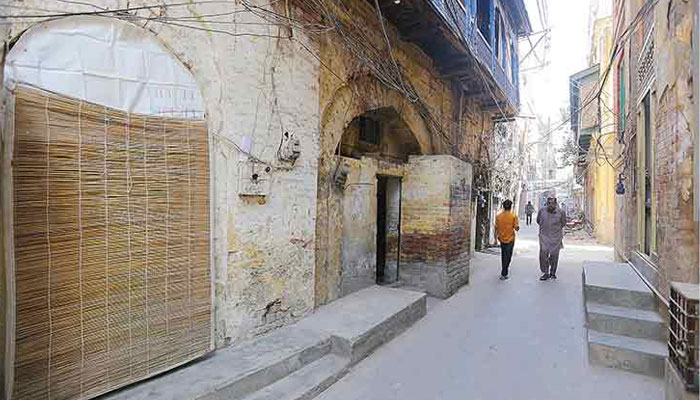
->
xmin=537 ymin=196 xmax=567 ymax=280
xmin=495 ymin=199 xmax=519 ymax=280
xmin=525 ymin=201 xmax=535 ymax=225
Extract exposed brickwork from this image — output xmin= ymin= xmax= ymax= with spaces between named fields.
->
xmin=654 ymin=86 xmax=699 ymax=294
xmin=399 ymin=156 xmax=472 ymax=298
xmin=614 ymin=0 xmax=698 ymax=295
xmin=447 ymin=176 xmax=472 ymax=262
xmin=314 ymin=0 xmax=492 ymax=305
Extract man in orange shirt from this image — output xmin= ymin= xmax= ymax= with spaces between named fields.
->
xmin=494 ymin=199 xmax=520 ymax=280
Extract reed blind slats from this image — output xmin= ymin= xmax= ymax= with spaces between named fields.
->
xmin=9 ymin=86 xmax=211 ymax=400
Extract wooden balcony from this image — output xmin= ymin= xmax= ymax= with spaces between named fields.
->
xmin=379 ymin=0 xmax=525 ymax=118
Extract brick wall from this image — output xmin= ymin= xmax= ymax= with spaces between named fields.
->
xmin=652 ymin=0 xmax=699 ymax=293
xmin=399 ymin=156 xmax=472 ymax=298
xmin=314 ymin=0 xmax=488 ymax=305
xmin=615 ymin=0 xmax=699 ymax=292
xmin=654 ymin=84 xmax=699 ymax=292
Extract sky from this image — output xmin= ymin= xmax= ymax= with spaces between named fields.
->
xmin=519 ymin=0 xmax=611 ymax=179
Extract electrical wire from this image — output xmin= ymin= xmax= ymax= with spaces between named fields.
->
xmin=5 ymin=0 xmax=652 ymax=185
xmin=525 ymin=0 xmax=658 ymax=153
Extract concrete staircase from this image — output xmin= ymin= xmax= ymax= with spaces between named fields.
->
xmin=103 ymin=286 xmax=426 ymax=400
xmin=240 ymin=354 xmax=348 ymax=400
xmin=583 ymin=261 xmax=668 ymax=378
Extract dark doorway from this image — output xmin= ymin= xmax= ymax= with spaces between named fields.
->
xmin=475 ymin=191 xmax=490 ymax=251
xmin=376 ymin=176 xmax=402 ymax=284
xmin=643 ymin=94 xmax=653 ymax=255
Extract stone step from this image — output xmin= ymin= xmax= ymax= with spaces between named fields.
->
xmin=103 ymin=327 xmax=331 ymax=400
xmin=101 ymin=286 xmax=426 ymax=400
xmin=242 ymin=355 xmax=349 ymax=400
xmin=582 ymin=261 xmax=657 ymax=311
xmin=586 ymin=302 xmax=666 ymax=341
xmin=588 ymin=330 xmax=667 ymax=378
xmin=296 ymin=285 xmax=427 ymax=364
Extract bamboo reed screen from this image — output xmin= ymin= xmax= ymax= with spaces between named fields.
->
xmin=7 ymin=85 xmax=211 ymax=400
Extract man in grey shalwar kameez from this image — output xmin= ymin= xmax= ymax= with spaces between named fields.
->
xmin=537 ymin=197 xmax=567 ymax=280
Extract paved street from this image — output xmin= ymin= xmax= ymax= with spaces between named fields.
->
xmin=317 ymin=224 xmax=664 ymax=400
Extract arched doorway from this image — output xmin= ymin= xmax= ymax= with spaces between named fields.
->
xmin=336 ymin=107 xmax=423 ymax=295
xmin=315 ymin=75 xmax=434 ymax=303
xmin=3 ymin=16 xmax=210 ymax=400
xmin=338 ymin=107 xmax=423 ymax=162
xmin=315 ymin=76 xmax=473 ymax=304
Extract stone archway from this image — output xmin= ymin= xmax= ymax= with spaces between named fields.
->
xmin=314 ymin=75 xmax=435 ymax=305
xmin=319 ymin=76 xmax=433 ymax=162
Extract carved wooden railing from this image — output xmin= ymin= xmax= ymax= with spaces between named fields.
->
xmin=428 ymin=0 xmax=520 ymax=109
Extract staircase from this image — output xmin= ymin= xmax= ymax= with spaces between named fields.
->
xmin=583 ymin=261 xmax=668 ymax=378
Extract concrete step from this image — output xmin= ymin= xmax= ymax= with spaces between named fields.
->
xmin=103 ymin=327 xmax=331 ymax=400
xmin=296 ymin=285 xmax=427 ymax=364
xmin=586 ymin=302 xmax=666 ymax=341
xmin=242 ymin=355 xmax=348 ymax=400
xmin=583 ymin=261 xmax=657 ymax=311
xmin=101 ymin=286 xmax=426 ymax=400
xmin=588 ymin=330 xmax=667 ymax=378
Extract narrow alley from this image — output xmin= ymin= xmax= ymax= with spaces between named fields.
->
xmin=317 ymin=224 xmax=664 ymax=400
xmin=1 ymin=0 xmax=698 ymax=399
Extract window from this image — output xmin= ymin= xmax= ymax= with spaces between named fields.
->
xmin=511 ymin=42 xmax=518 ymax=83
xmin=493 ymin=8 xmax=508 ymax=69
xmin=476 ymin=0 xmax=491 ymax=40
xmin=495 ymin=8 xmax=502 ymax=60
xmin=505 ymin=38 xmax=513 ymax=80
xmin=501 ymin=20 xmax=507 ymax=69
xmin=359 ymin=116 xmax=381 ymax=145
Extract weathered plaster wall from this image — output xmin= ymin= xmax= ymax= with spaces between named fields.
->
xmin=314 ymin=0 xmax=484 ymax=305
xmin=613 ymin=0 xmax=640 ymax=261
xmin=582 ymin=16 xmax=616 ymax=245
xmin=653 ymin=0 xmax=699 ymax=290
xmin=337 ymin=156 xmax=407 ymax=295
xmin=5 ymin=0 xmax=321 ymax=346
xmin=339 ymin=157 xmax=379 ymax=296
xmin=593 ymin=23 xmax=616 ymax=246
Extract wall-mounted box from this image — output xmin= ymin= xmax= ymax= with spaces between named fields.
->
xmin=238 ymin=159 xmax=272 ymax=196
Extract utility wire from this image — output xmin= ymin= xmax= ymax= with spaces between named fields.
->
xmin=524 ymin=0 xmax=657 ymax=151
xmin=0 ymin=1 xmax=236 ymax=18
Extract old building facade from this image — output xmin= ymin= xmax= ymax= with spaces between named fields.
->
xmin=569 ymin=15 xmax=616 ymax=245
xmin=1 ymin=0 xmax=530 ymax=398
xmin=612 ymin=0 xmax=698 ymax=298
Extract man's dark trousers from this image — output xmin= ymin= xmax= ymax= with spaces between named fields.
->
xmin=526 ymin=214 xmax=532 ymax=225
xmin=500 ymin=241 xmax=515 ymax=277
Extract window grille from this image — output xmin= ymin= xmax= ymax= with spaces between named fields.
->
xmin=668 ymin=283 xmax=699 ymax=392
